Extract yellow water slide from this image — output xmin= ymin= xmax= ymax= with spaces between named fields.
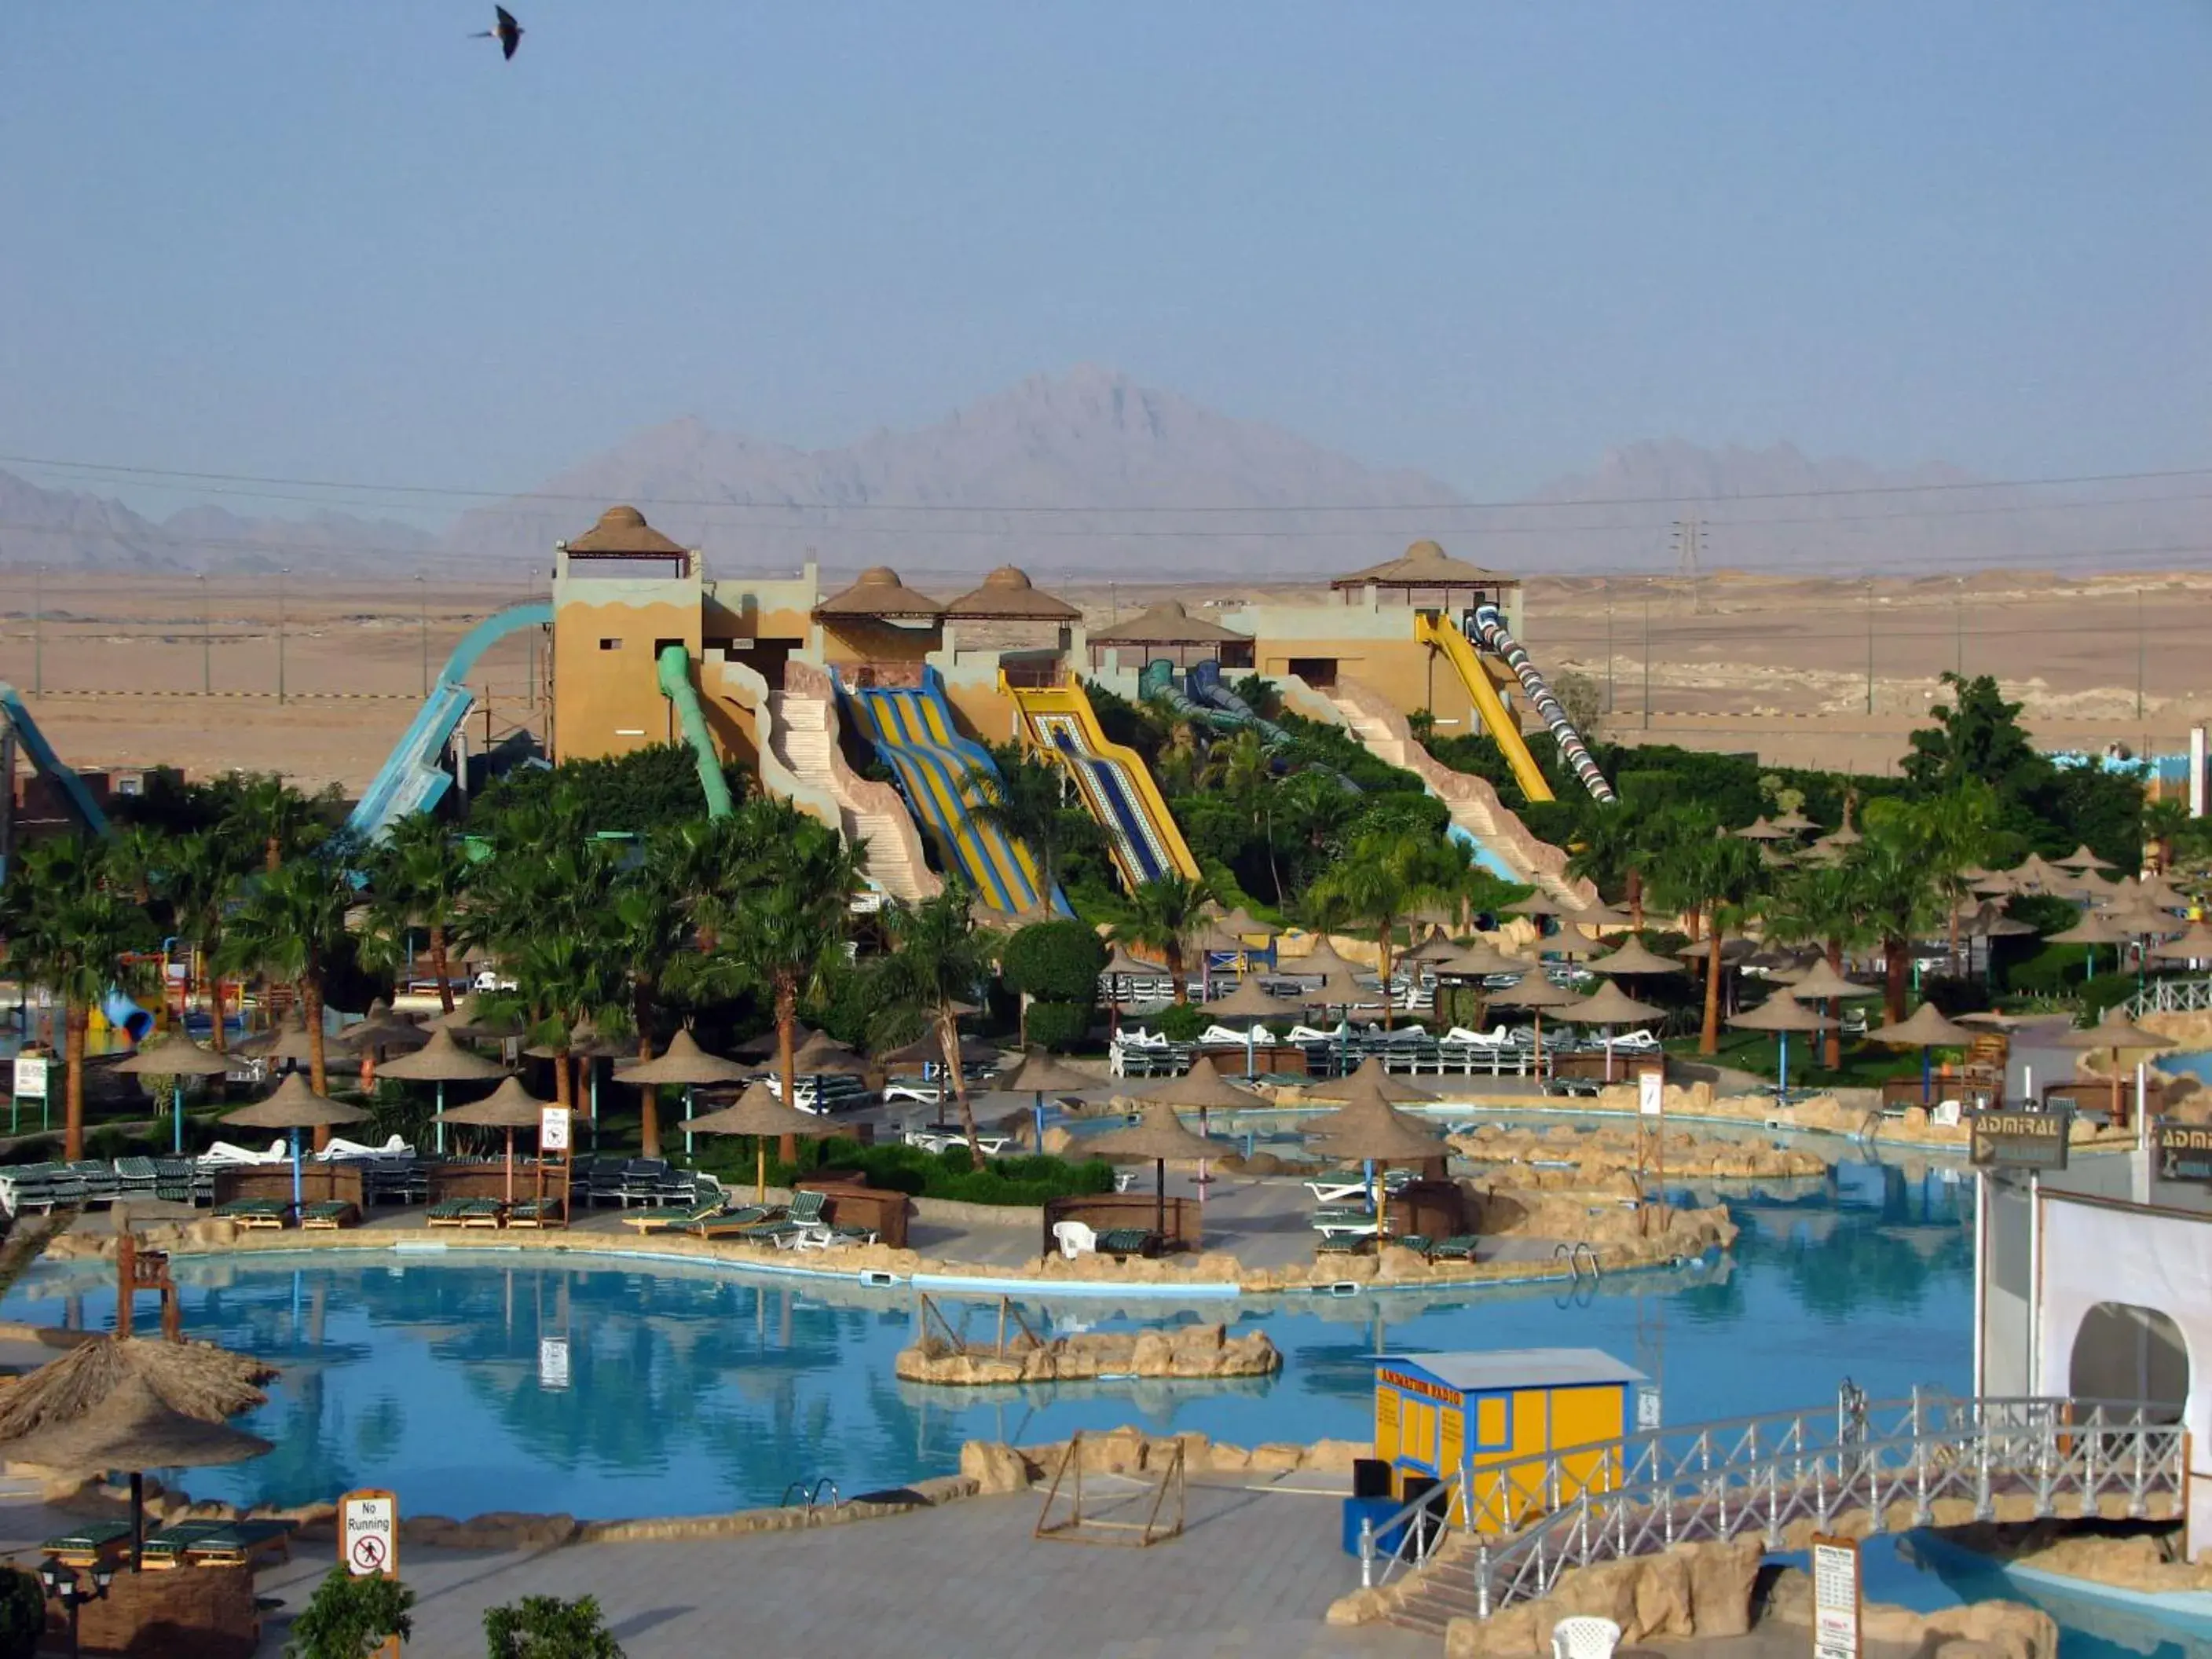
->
xmin=1002 ymin=673 xmax=1202 ymax=890
xmin=1413 ymin=612 xmax=1556 ymax=804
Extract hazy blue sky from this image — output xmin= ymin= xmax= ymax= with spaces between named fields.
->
xmin=2 ymin=2 xmax=2206 ymax=515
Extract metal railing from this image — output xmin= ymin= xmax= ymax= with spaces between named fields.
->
xmin=1358 ymin=1386 xmax=2185 ymax=1620
xmin=2128 ymin=976 xmax=2212 ymax=1016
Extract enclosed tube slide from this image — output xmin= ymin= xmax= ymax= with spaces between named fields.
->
xmin=655 ymin=645 xmax=734 ymax=819
xmin=346 ymin=601 xmax=553 ymax=843
xmin=1465 ymin=603 xmax=1614 ymax=804
xmin=1003 ymin=674 xmax=1199 ymax=892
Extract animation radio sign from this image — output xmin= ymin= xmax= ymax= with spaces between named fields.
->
xmin=2155 ymin=1122 xmax=2212 ymax=1186
xmin=1968 ymin=1109 xmax=2070 ymax=1172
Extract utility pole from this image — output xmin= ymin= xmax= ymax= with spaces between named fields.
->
xmin=1642 ymin=579 xmax=1653 ymax=731
xmin=1954 ymin=576 xmax=1965 ymax=681
xmin=1671 ymin=518 xmax=1705 ymax=614
xmin=2136 ymin=586 xmax=2147 ymax=720
xmin=276 ymin=567 xmax=288 ymax=705
xmin=32 ymin=565 xmax=43 ymax=695
xmin=1863 ymin=579 xmax=1876 ymax=716
xmin=1603 ymin=580 xmax=1615 ymax=714
xmin=199 ymin=573 xmax=211 ymax=694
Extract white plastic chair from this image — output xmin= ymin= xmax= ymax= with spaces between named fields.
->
xmin=1551 ymin=1616 xmax=1621 ymax=1659
xmin=1053 ymin=1220 xmax=1097 ymax=1260
xmin=1932 ymin=1099 xmax=1962 ymax=1127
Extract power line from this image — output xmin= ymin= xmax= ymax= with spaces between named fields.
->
xmin=5 ymin=449 xmax=2210 ymax=517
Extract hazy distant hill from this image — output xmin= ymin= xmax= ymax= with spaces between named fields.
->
xmin=2 ymin=368 xmax=2202 ymax=578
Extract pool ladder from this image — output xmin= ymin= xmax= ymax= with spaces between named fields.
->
xmin=781 ymin=1477 xmax=841 ymax=1513
xmin=1552 ymin=1241 xmax=1601 ymax=1285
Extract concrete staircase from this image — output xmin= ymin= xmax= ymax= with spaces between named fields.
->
xmin=1304 ymin=676 xmax=1594 ymax=908
xmin=712 ymin=655 xmax=939 ymax=905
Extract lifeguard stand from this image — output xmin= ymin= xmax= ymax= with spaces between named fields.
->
xmin=1374 ymin=1348 xmax=1650 ymax=1534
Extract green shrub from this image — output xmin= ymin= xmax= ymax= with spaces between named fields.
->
xmin=1023 ymin=1001 xmax=1092 ymax=1052
xmin=710 ymin=1138 xmax=1118 ymax=1207
xmin=1157 ymin=1002 xmax=1207 ymax=1042
xmin=485 ymin=1593 xmax=625 ymax=1658
xmin=1001 ymin=921 xmax=1107 ymax=1002
xmin=285 ymin=1568 xmax=416 ymax=1659
xmin=0 ymin=1568 xmax=40 ymax=1659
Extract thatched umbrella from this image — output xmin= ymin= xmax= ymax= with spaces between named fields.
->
xmin=2058 ymin=844 xmax=2117 ymax=872
xmin=1085 ymin=1102 xmax=1219 ymax=1241
xmin=735 ymin=1021 xmax=815 ymax=1060
xmin=1216 ymin=905 xmax=1276 ymax=943
xmin=991 ymin=1048 xmax=1098 ymax=1146
xmin=112 ymin=1031 xmax=229 ymax=1155
xmin=423 ymin=993 xmax=522 ymax=1039
xmin=1866 ymin=1002 xmax=1978 ymax=1103
xmin=1769 ymin=808 xmax=1817 ymax=835
xmin=2148 ymin=921 xmax=2212 ymax=965
xmin=1733 ymin=815 xmax=1788 ymax=841
xmin=2049 ymin=1009 xmax=2177 ymax=1125
xmin=376 ymin=1027 xmax=509 ymax=1155
xmin=1489 ymin=969 xmax=1581 ymax=1072
xmin=1204 ymin=976 xmax=1307 ymax=1075
xmin=436 ymin=1075 xmax=555 ymax=1204
xmin=1304 ymin=1054 xmax=1437 ymax=1106
xmin=614 ymin=1030 xmax=748 ymax=1155
xmin=687 ymin=1081 xmax=841 ymax=1202
xmin=1399 ymin=932 xmax=1460 ymax=968
xmin=220 ymin=1074 xmax=370 ymax=1211
xmin=237 ymin=1012 xmax=357 ymax=1064
xmin=1287 ymin=939 xmax=1368 ymax=1007
xmin=878 ymin=1031 xmax=1002 ymax=1072
xmin=1431 ymin=941 xmax=1528 ymax=980
xmin=1568 ymin=903 xmax=1635 ymax=931
xmin=1503 ymin=893 xmax=1566 ymax=918
xmin=1100 ymin=944 xmax=1163 ymax=1016
xmin=0 ymin=1364 xmax=275 ymax=1573
xmin=1559 ymin=981 xmax=1667 ymax=1082
xmin=2045 ymin=909 xmax=2137 ymax=983
xmin=1586 ymin=938 xmax=1684 ymax=978
xmin=1727 ymin=990 xmax=1837 ymax=1093
xmin=342 ymin=1000 xmax=430 ymax=1056
xmin=1302 ymin=1070 xmax=1447 ymax=1217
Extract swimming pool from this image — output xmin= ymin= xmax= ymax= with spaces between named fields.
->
xmin=0 ymin=1158 xmax=1972 ymax=1521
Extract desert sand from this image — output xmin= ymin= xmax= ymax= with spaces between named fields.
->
xmin=0 ymin=566 xmax=2201 ymax=793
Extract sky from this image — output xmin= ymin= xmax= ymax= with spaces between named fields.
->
xmin=1 ymin=2 xmax=2207 ymax=518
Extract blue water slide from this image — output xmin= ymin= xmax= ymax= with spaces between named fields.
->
xmin=1188 ymin=661 xmax=1293 ymax=745
xmin=344 ymin=602 xmax=552 ymax=843
xmin=1046 ymin=731 xmax=1166 ymax=884
xmin=0 ymin=685 xmax=109 ymax=840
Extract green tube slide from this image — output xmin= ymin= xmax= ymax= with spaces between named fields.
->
xmin=656 ymin=645 xmax=734 ymax=820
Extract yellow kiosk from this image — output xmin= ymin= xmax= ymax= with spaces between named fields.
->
xmin=1374 ymin=1348 xmax=1649 ymax=1533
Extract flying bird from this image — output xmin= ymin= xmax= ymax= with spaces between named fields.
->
xmin=473 ymin=6 xmax=523 ymax=60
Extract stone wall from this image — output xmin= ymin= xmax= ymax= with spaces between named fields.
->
xmin=895 ymin=1324 xmax=1280 ymax=1386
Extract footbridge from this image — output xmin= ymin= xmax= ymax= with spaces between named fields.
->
xmin=1359 ymin=1387 xmax=2186 ymax=1633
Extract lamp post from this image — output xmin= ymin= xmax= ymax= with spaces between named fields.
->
xmin=276 ymin=566 xmax=289 ymax=705
xmin=39 ymin=1557 xmax=113 ymax=1658
xmin=1641 ymin=580 xmax=1653 ymax=731
xmin=32 ymin=563 xmax=44 ymax=695
xmin=199 ymin=572 xmax=211 ymax=694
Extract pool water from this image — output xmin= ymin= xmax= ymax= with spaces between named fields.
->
xmin=0 ymin=1159 xmax=1972 ymax=1521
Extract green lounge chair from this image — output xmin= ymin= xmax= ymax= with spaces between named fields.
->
xmin=621 ymin=1193 xmax=728 ymax=1234
xmin=42 ymin=1520 xmax=133 ymax=1566
xmin=1391 ymin=1234 xmax=1434 ymax=1259
xmin=299 ymin=1202 xmax=357 ymax=1230
xmin=1093 ymin=1227 xmax=1161 ymax=1259
xmin=214 ymin=1199 xmax=290 ymax=1229
xmin=734 ymin=1189 xmax=830 ymax=1246
xmin=1316 ymin=1233 xmax=1372 ymax=1256
xmin=141 ymin=1518 xmax=295 ymax=1569
xmin=507 ymin=1199 xmax=562 ymax=1229
xmin=426 ymin=1199 xmax=503 ymax=1229
xmin=1429 ymin=1236 xmax=1479 ymax=1262
xmin=687 ymin=1203 xmax=783 ymax=1240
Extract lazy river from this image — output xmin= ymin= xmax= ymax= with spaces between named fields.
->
xmin=0 ymin=1158 xmax=1971 ymax=1520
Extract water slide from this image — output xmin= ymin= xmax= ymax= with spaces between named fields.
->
xmin=1413 ymin=612 xmax=1566 ymax=804
xmin=839 ymin=668 xmax=1068 ymax=916
xmin=1002 ymin=673 xmax=1200 ymax=892
xmin=1461 ymin=604 xmax=1614 ymax=804
xmin=654 ymin=646 xmax=734 ymax=819
xmin=1187 ymin=661 xmax=1294 ymax=745
xmin=345 ymin=601 xmax=553 ymax=843
xmin=0 ymin=689 xmax=152 ymax=1036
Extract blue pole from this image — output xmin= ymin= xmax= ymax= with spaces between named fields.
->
xmin=173 ymin=1081 xmax=185 ymax=1155
xmin=1778 ymin=1031 xmax=1789 ymax=1099
xmin=683 ymin=1084 xmax=695 ymax=1158
xmin=1921 ymin=1046 xmax=1932 ymax=1104
xmin=1033 ymin=1091 xmax=1045 ymax=1152
xmin=289 ymin=1126 xmax=302 ymax=1214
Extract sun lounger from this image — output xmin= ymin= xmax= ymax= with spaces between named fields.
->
xmin=1316 ymin=1232 xmax=1372 ymax=1255
xmin=426 ymin=1199 xmax=503 ymax=1229
xmin=617 ymin=1159 xmax=671 ymax=1207
xmin=298 ymin=1202 xmax=358 ymax=1230
xmin=114 ymin=1156 xmax=159 ymax=1198
xmin=621 ymin=1194 xmax=727 ymax=1233
xmin=1093 ymin=1228 xmax=1162 ymax=1260
xmin=42 ymin=1520 xmax=133 ymax=1567
xmin=742 ymin=1189 xmax=832 ymax=1246
xmin=1428 ymin=1235 xmax=1479 ymax=1262
xmin=1305 ymin=1173 xmax=1372 ymax=1205
xmin=686 ymin=1204 xmax=783 ymax=1240
xmin=785 ymin=1224 xmax=877 ymax=1252
xmin=1392 ymin=1234 xmax=1434 ymax=1260
xmin=202 ymin=1139 xmax=290 ymax=1166
xmin=141 ymin=1518 xmax=295 ymax=1569
xmin=506 ymin=1199 xmax=562 ymax=1228
xmin=214 ymin=1199 xmax=290 ymax=1229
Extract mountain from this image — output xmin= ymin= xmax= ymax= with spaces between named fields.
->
xmin=0 ymin=468 xmax=433 ymax=573
xmin=3 ymin=369 xmax=2202 ymax=578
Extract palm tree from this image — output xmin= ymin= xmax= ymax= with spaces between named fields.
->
xmin=1853 ymin=823 xmax=1947 ymax=1025
xmin=1111 ymin=873 xmax=1215 ymax=1004
xmin=222 ymin=773 xmax=325 ymax=873
xmin=870 ymin=888 xmax=1002 ymax=1159
xmin=1564 ymin=800 xmax=1657 ymax=931
xmin=2144 ymin=797 xmax=2189 ymax=877
xmin=499 ymin=926 xmax=621 ymax=1116
xmin=152 ymin=828 xmax=252 ymax=1054
xmin=1900 ymin=783 xmax=2003 ymax=974
xmin=698 ymin=809 xmax=860 ymax=1161
xmin=1764 ymin=862 xmax=1873 ymax=1070
xmin=0 ymin=840 xmax=154 ymax=1159
xmin=365 ymin=815 xmax=477 ymax=1013
xmin=1309 ymin=831 xmax=1448 ymax=1031
xmin=221 ymin=850 xmax=357 ymax=1104
xmin=1647 ymin=823 xmax=1765 ymax=1055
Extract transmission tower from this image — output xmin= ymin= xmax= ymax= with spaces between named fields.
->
xmin=1670 ymin=516 xmax=1707 ymax=613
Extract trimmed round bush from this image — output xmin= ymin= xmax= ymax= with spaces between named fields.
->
xmin=1157 ymin=1002 xmax=1207 ymax=1043
xmin=1023 ymin=1000 xmax=1092 ymax=1053
xmin=1001 ymin=921 xmax=1108 ymax=1002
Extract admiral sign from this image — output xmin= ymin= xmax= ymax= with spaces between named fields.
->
xmin=2154 ymin=1122 xmax=2212 ymax=1186
xmin=1969 ymin=1109 xmax=2070 ymax=1172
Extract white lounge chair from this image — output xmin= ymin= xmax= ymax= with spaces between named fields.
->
xmin=316 ymin=1134 xmax=412 ymax=1162
xmin=1053 ymin=1220 xmax=1097 ymax=1260
xmin=201 ymin=1139 xmax=289 ymax=1166
xmin=1305 ymin=1174 xmax=1372 ymax=1204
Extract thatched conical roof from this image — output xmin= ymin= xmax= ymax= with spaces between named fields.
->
xmin=0 ymin=1336 xmax=275 ymax=1443
xmin=1304 ymin=1087 xmax=1447 ymax=1163
xmin=0 ymin=1375 xmax=272 ymax=1474
xmin=1204 ymin=976 xmax=1306 ymax=1022
xmin=220 ymin=1072 xmax=370 ymax=1130
xmin=1282 ymin=938 xmax=1367 ymax=1005
xmin=685 ymin=1081 xmax=840 ymax=1140
xmin=1866 ymin=1003 xmax=1976 ymax=1049
xmin=563 ymin=504 xmax=687 ymax=557
xmin=237 ymin=1013 xmax=355 ymax=1063
xmin=1778 ymin=959 xmax=1882 ymax=1001
xmin=2045 ymin=911 xmax=2137 ymax=947
xmin=1586 ymin=939 xmax=1684 ymax=977
xmin=1728 ymin=991 xmax=1837 ymax=1034
xmin=1089 ymin=599 xmax=1243 ymax=646
xmin=735 ymin=1022 xmax=815 ymax=1060
xmin=112 ymin=1030 xmax=230 ymax=1078
xmin=1561 ymin=983 xmax=1667 ymax=1025
xmin=939 ymin=566 xmax=1081 ymax=622
xmin=1431 ymin=941 xmax=1527 ymax=979
xmin=340 ymin=1000 xmax=430 ymax=1053
xmin=1137 ymin=1054 xmax=1261 ymax=1111
xmin=436 ymin=1075 xmax=552 ymax=1129
xmin=376 ymin=1027 xmax=508 ymax=1083
xmin=1331 ymin=540 xmax=1515 ymax=591
xmin=993 ymin=1048 xmax=1098 ymax=1096
xmin=813 ymin=566 xmax=944 ymax=619
xmin=614 ymin=1029 xmax=749 ymax=1086
xmin=787 ymin=1030 xmax=870 ymax=1075
xmin=1304 ymin=1055 xmax=1437 ymax=1105
xmin=2148 ymin=921 xmax=2212 ymax=962
xmin=2057 ymin=843 xmax=2117 ymax=872
xmin=1489 ymin=972 xmax=1582 ymax=1009
xmin=2048 ymin=1010 xmax=2177 ymax=1052
xmin=1085 ymin=1102 xmax=1218 ymax=1163
xmin=877 ymin=1031 xmax=1004 ymax=1069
